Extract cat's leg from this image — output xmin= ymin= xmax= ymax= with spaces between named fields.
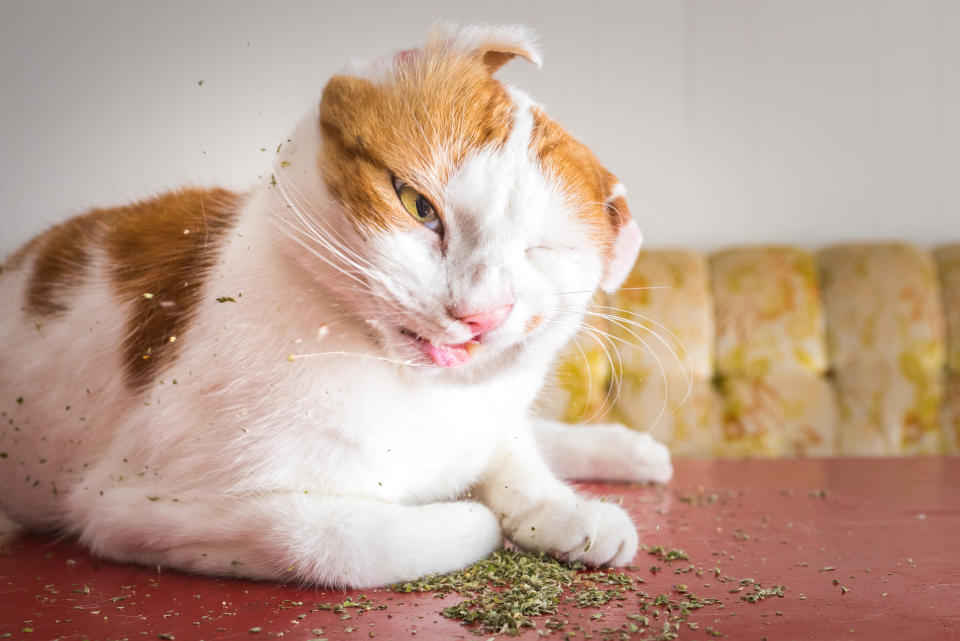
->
xmin=474 ymin=422 xmax=638 ymax=567
xmin=531 ymin=417 xmax=673 ymax=483
xmin=67 ymin=485 xmax=501 ymax=588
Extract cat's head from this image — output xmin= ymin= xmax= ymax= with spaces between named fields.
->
xmin=288 ymin=24 xmax=641 ymax=375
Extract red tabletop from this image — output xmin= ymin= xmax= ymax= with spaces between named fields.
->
xmin=2 ymin=457 xmax=958 ymax=640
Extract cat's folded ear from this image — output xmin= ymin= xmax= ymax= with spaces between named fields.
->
xmin=599 ymin=179 xmax=642 ymax=294
xmin=430 ymin=23 xmax=543 ymax=73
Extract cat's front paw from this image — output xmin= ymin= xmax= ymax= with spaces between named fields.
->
xmin=507 ymin=499 xmax=638 ymax=567
xmin=590 ymin=424 xmax=673 ymax=484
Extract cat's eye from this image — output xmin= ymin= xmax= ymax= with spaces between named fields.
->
xmin=392 ymin=177 xmax=442 ymax=234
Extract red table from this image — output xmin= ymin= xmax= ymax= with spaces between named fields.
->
xmin=2 ymin=458 xmax=958 ymax=640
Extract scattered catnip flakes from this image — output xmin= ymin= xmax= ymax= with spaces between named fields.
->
xmin=384 ymin=547 xmax=772 ymax=637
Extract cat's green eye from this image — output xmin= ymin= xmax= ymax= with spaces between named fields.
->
xmin=392 ymin=177 xmax=442 ymax=234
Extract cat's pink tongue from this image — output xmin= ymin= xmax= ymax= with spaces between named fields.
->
xmin=419 ymin=339 xmax=477 ymax=368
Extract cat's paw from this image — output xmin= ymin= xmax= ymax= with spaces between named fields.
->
xmin=507 ymin=499 xmax=638 ymax=567
xmin=589 ymin=424 xmax=673 ymax=484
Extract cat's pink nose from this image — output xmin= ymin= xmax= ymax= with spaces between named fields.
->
xmin=457 ymin=304 xmax=514 ymax=337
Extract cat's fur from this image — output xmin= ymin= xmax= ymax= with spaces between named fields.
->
xmin=0 ymin=24 xmax=671 ymax=588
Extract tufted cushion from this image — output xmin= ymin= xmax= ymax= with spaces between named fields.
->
xmin=935 ymin=244 xmax=960 ymax=453
xmin=712 ymin=247 xmax=828 ymax=377
xmin=710 ymin=247 xmax=836 ymax=456
xmin=609 ymin=250 xmax=721 ymax=456
xmin=548 ymin=241 xmax=956 ymax=458
xmin=819 ymin=244 xmax=945 ymax=455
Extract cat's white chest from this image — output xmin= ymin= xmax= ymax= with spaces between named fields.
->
xmin=254 ymin=358 xmax=522 ymax=504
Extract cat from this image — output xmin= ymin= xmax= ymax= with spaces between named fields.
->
xmin=0 ymin=23 xmax=672 ymax=588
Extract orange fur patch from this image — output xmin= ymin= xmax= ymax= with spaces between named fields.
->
xmin=318 ymin=46 xmax=516 ymax=235
xmin=525 ymin=313 xmax=545 ymax=334
xmin=23 ymin=218 xmax=98 ymax=315
xmin=107 ymin=189 xmax=240 ymax=389
xmin=18 ymin=189 xmax=240 ymax=390
xmin=529 ymin=107 xmax=629 ymax=248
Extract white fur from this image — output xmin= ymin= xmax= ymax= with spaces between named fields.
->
xmin=0 ymin=26 xmax=670 ymax=588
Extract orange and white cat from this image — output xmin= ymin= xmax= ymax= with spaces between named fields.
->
xmin=0 ymin=24 xmax=671 ymax=587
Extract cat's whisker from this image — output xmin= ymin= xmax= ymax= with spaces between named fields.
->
xmin=582 ymin=314 xmax=671 ymax=433
xmin=547 ymin=297 xmax=695 ymax=402
xmin=287 ymin=350 xmax=429 ymax=368
xmin=581 ymin=307 xmax=695 ymax=410
xmin=269 ymin=213 xmax=372 ymax=290
xmin=545 ymin=307 xmax=680 ymax=431
xmin=277 ymin=173 xmax=374 ymax=268
xmin=265 ymin=200 xmax=399 ymax=305
xmin=273 ymin=177 xmax=381 ymax=279
xmin=537 ymin=286 xmax=672 ymax=298
xmin=576 ymin=322 xmax=626 ymax=424
xmin=541 ymin=317 xmax=622 ymax=425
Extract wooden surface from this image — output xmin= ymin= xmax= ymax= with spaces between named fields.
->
xmin=1 ymin=457 xmax=958 ymax=640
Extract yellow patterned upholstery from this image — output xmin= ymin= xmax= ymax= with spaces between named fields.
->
xmin=712 ymin=247 xmax=828 ymax=377
xmin=711 ymin=248 xmax=836 ymax=456
xmin=935 ymin=244 xmax=960 ymax=454
xmin=819 ymin=244 xmax=945 ymax=455
xmin=942 ymin=373 xmax=960 ymax=455
xmin=609 ymin=250 xmax=721 ymax=457
xmin=548 ymin=241 xmax=956 ymax=458
xmin=717 ymin=371 xmax=837 ymax=457
xmin=613 ymin=249 xmax=714 ymax=379
xmin=539 ymin=307 xmax=615 ymax=425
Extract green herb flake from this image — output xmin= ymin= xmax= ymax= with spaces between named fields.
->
xmin=647 ymin=545 xmax=690 ymax=563
xmin=741 ymin=584 xmax=786 ymax=603
xmin=216 ymin=296 xmax=237 ymax=303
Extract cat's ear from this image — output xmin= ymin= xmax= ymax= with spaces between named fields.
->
xmin=599 ymin=180 xmax=642 ymax=294
xmin=431 ymin=23 xmax=543 ymax=74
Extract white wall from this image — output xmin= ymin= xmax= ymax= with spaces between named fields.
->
xmin=1 ymin=0 xmax=958 ymax=256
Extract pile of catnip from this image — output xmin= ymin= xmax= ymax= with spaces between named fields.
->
xmin=390 ymin=546 xmax=773 ymax=637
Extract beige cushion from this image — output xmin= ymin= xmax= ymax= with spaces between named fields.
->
xmin=834 ymin=365 xmax=944 ymax=455
xmin=617 ymin=376 xmax=722 ymax=458
xmin=819 ymin=243 xmax=946 ymax=455
xmin=612 ymin=249 xmax=714 ymax=379
xmin=717 ymin=370 xmax=837 ymax=457
xmin=934 ymin=244 xmax=960 ymax=373
xmin=942 ymin=373 xmax=960 ymax=455
xmin=609 ymin=250 xmax=718 ymax=455
xmin=712 ymin=247 xmax=828 ymax=377
xmin=819 ymin=243 xmax=944 ymax=370
xmin=710 ymin=247 xmax=835 ymax=456
xmin=539 ymin=309 xmax=615 ymax=424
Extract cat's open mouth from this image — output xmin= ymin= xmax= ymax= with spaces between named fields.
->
xmin=400 ymin=328 xmax=482 ymax=368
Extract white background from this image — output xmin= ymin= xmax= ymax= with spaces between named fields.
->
xmin=1 ymin=0 xmax=958 ymax=256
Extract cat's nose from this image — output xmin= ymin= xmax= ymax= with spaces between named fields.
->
xmin=457 ymin=303 xmax=514 ymax=337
